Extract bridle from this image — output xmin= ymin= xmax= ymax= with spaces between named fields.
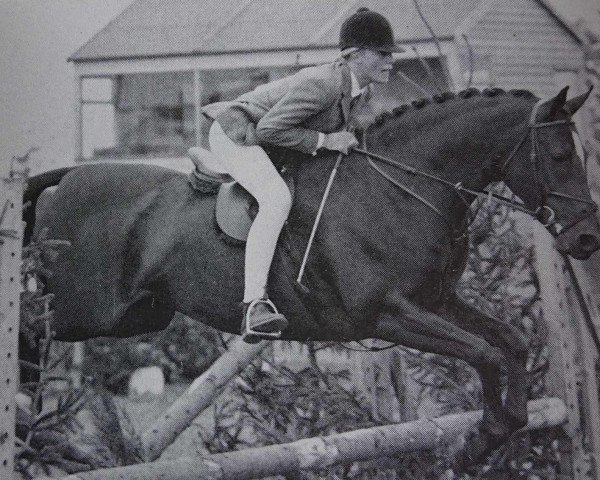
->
xmin=354 ymin=98 xmax=598 ymax=237
xmin=500 ymin=99 xmax=597 ymax=232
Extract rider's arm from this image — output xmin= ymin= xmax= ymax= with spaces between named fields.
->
xmin=255 ymin=76 xmax=337 ymax=154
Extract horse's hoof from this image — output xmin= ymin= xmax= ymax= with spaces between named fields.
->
xmin=447 ymin=429 xmax=491 ymax=472
xmin=481 ymin=421 xmax=512 ymax=450
xmin=480 ymin=406 xmax=518 ymax=448
xmin=504 ymin=411 xmax=528 ymax=432
xmin=446 ymin=417 xmax=515 ymax=474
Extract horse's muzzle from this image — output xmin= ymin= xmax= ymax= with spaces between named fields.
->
xmin=554 ymin=223 xmax=600 ymax=260
xmin=573 ymin=233 xmax=600 ymax=259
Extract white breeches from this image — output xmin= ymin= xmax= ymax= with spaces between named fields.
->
xmin=209 ymin=121 xmax=292 ymax=302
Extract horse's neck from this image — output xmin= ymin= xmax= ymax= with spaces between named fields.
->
xmin=292 ymin=96 xmax=533 ymax=249
xmin=368 ymin=99 xmax=531 ymax=195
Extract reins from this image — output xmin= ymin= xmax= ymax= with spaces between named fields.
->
xmin=339 ymin=100 xmax=598 ymax=354
xmin=353 ymin=145 xmax=546 ymax=220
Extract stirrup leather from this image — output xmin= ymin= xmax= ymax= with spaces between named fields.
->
xmin=244 ymin=298 xmax=284 ymax=340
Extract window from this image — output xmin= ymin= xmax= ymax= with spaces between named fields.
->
xmin=81 ymin=77 xmax=116 ymax=159
xmin=198 ymin=67 xmax=300 ymax=147
xmin=79 ymin=59 xmax=448 ymax=160
xmin=81 ymin=68 xmax=300 ymax=159
xmin=112 ymin=71 xmax=195 ymax=158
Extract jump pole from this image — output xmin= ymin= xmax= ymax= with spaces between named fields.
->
xmin=141 ymin=337 xmax=269 ymax=461
xmin=0 ymin=157 xmax=27 ymax=480
xmin=62 ymin=397 xmax=566 ymax=480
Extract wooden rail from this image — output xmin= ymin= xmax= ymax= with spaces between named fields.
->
xmin=141 ymin=337 xmax=268 ymax=461
xmin=533 ymin=223 xmax=600 ymax=480
xmin=61 ymin=398 xmax=566 ymax=480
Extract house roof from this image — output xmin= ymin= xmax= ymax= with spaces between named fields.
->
xmin=536 ymin=0 xmax=584 ymax=43
xmin=69 ymin=0 xmax=483 ymax=62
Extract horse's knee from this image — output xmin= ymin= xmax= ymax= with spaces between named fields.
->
xmin=475 ymin=342 xmax=508 ymax=373
xmin=501 ymin=323 xmax=530 ymax=355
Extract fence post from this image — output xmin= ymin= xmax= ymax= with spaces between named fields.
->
xmin=533 ymin=222 xmax=600 ymax=480
xmin=0 ymin=158 xmax=27 ymax=480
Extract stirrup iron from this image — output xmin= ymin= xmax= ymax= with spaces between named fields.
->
xmin=244 ymin=298 xmax=284 ymax=340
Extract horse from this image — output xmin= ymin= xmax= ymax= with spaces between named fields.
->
xmin=23 ymin=86 xmax=600 ymax=466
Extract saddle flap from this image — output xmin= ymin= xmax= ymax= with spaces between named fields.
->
xmin=215 ymin=183 xmax=255 ymax=242
xmin=188 ymin=147 xmax=233 ymax=183
xmin=215 ymin=175 xmax=295 ymax=243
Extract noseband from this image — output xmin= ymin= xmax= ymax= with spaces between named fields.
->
xmin=355 ymin=98 xmax=598 ymax=236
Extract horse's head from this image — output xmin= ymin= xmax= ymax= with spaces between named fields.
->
xmin=501 ymin=87 xmax=600 ymax=260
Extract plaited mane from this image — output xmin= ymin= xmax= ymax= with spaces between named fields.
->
xmin=369 ymin=88 xmax=537 ymax=128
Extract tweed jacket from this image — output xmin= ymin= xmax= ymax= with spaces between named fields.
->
xmin=202 ymin=60 xmax=372 ymax=154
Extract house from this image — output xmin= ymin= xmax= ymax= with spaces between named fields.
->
xmin=69 ymin=0 xmax=589 ymax=171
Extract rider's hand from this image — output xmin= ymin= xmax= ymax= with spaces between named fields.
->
xmin=323 ymin=131 xmax=359 ymax=155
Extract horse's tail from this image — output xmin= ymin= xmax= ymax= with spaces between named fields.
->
xmin=23 ymin=166 xmax=76 ymax=245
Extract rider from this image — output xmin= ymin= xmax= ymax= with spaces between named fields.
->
xmin=202 ymin=8 xmax=401 ymax=343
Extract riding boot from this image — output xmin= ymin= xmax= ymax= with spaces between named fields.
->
xmin=241 ymin=298 xmax=288 ymax=344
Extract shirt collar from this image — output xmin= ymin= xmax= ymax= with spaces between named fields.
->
xmin=350 ymin=71 xmax=366 ymax=98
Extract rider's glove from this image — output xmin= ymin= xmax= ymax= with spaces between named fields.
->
xmin=322 ymin=131 xmax=359 ymax=155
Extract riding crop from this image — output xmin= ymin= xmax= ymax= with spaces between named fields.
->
xmin=296 ymin=152 xmax=345 ymax=292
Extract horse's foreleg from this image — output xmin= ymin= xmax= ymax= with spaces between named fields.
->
xmin=440 ymin=295 xmax=529 ymax=432
xmin=373 ymin=292 xmax=508 ymax=464
xmin=374 ymin=291 xmax=508 ymax=373
xmin=440 ymin=295 xmax=529 ymax=354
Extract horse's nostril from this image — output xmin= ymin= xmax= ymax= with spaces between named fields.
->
xmin=579 ymin=234 xmax=600 ymax=252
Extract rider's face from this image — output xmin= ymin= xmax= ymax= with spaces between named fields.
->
xmin=353 ymin=49 xmax=394 ymax=85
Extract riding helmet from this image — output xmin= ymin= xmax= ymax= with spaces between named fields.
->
xmin=340 ymin=8 xmax=404 ymax=53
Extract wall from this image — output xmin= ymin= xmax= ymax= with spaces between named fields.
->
xmin=455 ymin=0 xmax=583 ymax=97
xmin=77 ymin=57 xmax=448 ymax=168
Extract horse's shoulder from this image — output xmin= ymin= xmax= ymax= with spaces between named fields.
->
xmin=261 ymin=145 xmax=312 ymax=172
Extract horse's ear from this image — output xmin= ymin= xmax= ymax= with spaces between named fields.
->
xmin=544 ymin=86 xmax=570 ymax=119
xmin=564 ymin=85 xmax=593 ymax=117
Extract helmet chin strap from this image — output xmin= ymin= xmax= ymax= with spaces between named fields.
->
xmin=340 ymin=47 xmax=359 ymax=57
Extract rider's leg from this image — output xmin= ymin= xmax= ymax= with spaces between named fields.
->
xmin=209 ymin=121 xmax=290 ymax=339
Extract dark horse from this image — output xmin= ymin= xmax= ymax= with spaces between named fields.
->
xmin=24 ymin=86 xmax=600 ymax=464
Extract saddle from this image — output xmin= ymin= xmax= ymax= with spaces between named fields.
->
xmin=187 ymin=147 xmax=296 ymax=242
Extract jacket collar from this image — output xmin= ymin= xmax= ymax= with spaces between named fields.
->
xmin=340 ymin=61 xmax=353 ymax=124
xmin=350 ymin=70 xmax=367 ymax=98
xmin=339 ymin=60 xmax=368 ymax=125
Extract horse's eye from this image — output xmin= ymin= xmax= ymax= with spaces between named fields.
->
xmin=552 ymin=152 xmax=569 ymax=162
xmin=551 ymin=146 xmax=572 ymax=162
